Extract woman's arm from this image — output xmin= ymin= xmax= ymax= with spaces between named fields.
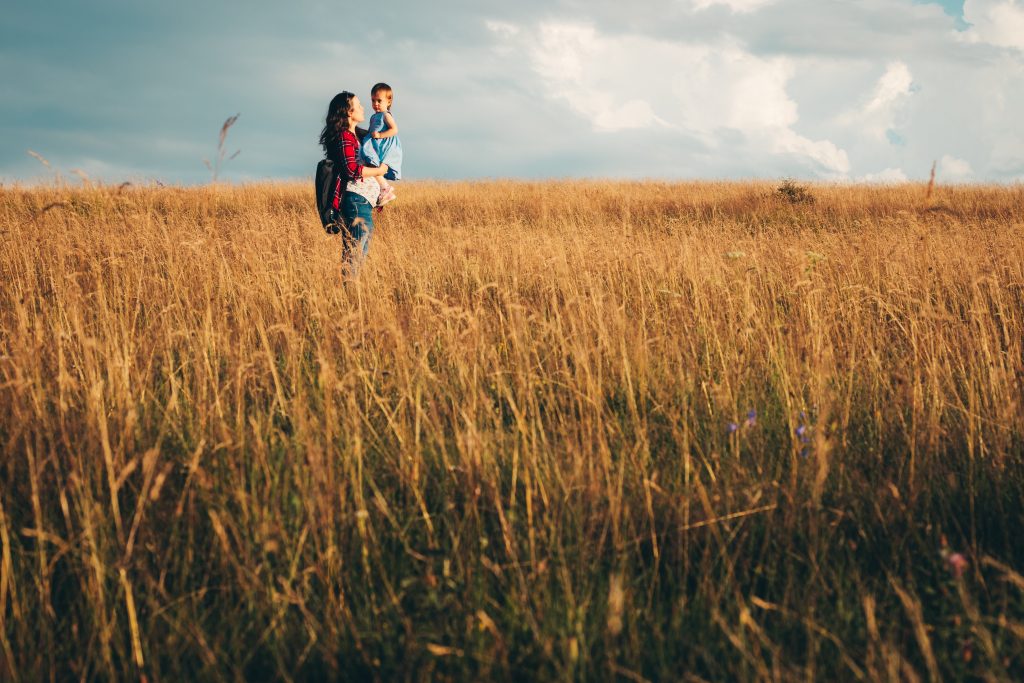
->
xmin=341 ymin=131 xmax=389 ymax=178
xmin=371 ymin=112 xmax=399 ymax=139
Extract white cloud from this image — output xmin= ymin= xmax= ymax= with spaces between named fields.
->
xmin=520 ymin=24 xmax=663 ymax=132
xmin=484 ymin=20 xmax=520 ymax=39
xmin=838 ymin=61 xmax=915 ymax=142
xmin=963 ymin=1 xmax=1024 ymax=51
xmin=939 ymin=154 xmax=973 ymax=179
xmin=496 ymin=21 xmax=849 ymax=176
xmin=691 ymin=0 xmax=776 ymax=12
xmin=6 ymin=0 xmax=1024 ymax=183
xmin=865 ymin=62 xmax=914 ymax=114
xmin=858 ymin=168 xmax=908 ymax=183
xmin=772 ymin=130 xmax=849 ymax=175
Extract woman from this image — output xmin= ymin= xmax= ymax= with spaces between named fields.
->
xmin=319 ymin=92 xmax=391 ymax=276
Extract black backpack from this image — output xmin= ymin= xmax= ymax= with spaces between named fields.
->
xmin=315 ymin=158 xmax=343 ymax=234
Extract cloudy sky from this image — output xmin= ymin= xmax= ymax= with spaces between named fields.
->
xmin=2 ymin=0 xmax=1023 ymax=184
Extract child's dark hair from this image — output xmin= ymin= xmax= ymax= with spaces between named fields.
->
xmin=371 ymin=82 xmax=393 ymax=110
xmin=319 ymin=91 xmax=355 ymax=159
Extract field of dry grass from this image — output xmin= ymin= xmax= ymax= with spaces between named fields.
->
xmin=1 ymin=179 xmax=1023 ymax=680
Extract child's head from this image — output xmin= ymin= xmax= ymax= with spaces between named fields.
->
xmin=370 ymin=83 xmax=393 ymax=113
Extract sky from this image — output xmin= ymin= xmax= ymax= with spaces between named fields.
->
xmin=2 ymin=0 xmax=1023 ymax=184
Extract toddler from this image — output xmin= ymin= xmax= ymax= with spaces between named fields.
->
xmin=360 ymin=82 xmax=403 ymax=207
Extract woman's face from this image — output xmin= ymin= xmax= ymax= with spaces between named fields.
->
xmin=349 ymin=96 xmax=365 ymax=124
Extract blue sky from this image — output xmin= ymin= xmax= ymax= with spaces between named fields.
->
xmin=917 ymin=0 xmax=969 ymax=26
xmin=922 ymin=0 xmax=965 ymax=17
xmin=2 ymin=0 xmax=1023 ymax=184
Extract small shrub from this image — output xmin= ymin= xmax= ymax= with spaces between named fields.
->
xmin=776 ymin=178 xmax=815 ymax=204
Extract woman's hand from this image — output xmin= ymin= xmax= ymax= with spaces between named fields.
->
xmin=371 ymin=132 xmax=382 ymax=139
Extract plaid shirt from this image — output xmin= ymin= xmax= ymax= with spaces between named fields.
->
xmin=339 ymin=129 xmax=364 ymax=182
xmin=331 ymin=129 xmax=366 ymax=210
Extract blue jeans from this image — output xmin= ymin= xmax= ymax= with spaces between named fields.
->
xmin=340 ymin=192 xmax=374 ymax=274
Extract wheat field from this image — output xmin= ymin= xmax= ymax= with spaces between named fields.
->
xmin=1 ymin=180 xmax=1023 ymax=680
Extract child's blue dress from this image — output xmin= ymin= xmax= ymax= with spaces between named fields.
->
xmin=360 ymin=111 xmax=402 ymax=180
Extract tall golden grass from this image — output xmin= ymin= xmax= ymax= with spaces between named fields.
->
xmin=1 ymin=180 xmax=1023 ymax=680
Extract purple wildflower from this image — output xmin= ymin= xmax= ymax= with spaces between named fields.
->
xmin=745 ymin=409 xmax=757 ymax=427
xmin=943 ymin=551 xmax=968 ymax=579
xmin=727 ymin=422 xmax=739 ymax=434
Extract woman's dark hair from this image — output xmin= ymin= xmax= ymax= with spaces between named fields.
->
xmin=319 ymin=91 xmax=355 ymax=160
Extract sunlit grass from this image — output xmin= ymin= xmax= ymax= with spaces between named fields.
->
xmin=1 ymin=180 xmax=1023 ymax=680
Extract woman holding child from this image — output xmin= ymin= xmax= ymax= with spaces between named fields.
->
xmin=319 ymin=86 xmax=403 ymax=276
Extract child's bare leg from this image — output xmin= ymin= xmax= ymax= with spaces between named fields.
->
xmin=375 ymin=173 xmax=397 ymax=207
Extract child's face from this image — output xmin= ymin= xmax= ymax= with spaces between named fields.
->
xmin=371 ymin=92 xmax=391 ymax=113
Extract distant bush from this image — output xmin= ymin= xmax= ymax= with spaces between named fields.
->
xmin=776 ymin=177 xmax=815 ymax=204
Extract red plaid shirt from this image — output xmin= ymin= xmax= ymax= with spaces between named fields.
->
xmin=331 ymin=129 xmax=365 ymax=209
xmin=339 ymin=129 xmax=364 ymax=182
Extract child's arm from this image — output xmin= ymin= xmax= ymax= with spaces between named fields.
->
xmin=371 ymin=112 xmax=399 ymax=139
